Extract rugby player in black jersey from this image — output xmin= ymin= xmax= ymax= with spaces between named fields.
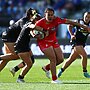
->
xmin=0 ymin=8 xmax=38 ymax=75
xmin=12 ymin=13 xmax=43 ymax=83
xmin=58 ymin=12 xmax=90 ymax=78
xmin=0 ymin=7 xmax=45 ymax=83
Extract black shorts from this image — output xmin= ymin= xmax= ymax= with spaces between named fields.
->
xmin=70 ymin=39 xmax=85 ymax=49
xmin=14 ymin=27 xmax=31 ymax=53
xmin=2 ymin=26 xmax=21 ymax=43
xmin=70 ymin=31 xmax=87 ymax=49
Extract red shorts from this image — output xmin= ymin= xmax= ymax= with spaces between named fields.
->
xmin=38 ymin=40 xmax=60 ymax=51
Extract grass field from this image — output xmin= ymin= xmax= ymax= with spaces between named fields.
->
xmin=0 ymin=58 xmax=90 ymax=90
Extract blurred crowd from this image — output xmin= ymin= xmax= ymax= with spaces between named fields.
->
xmin=0 ymin=0 xmax=90 ymax=20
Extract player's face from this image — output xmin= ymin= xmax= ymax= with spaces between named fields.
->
xmin=45 ymin=11 xmax=54 ymax=22
xmin=84 ymin=13 xmax=90 ymax=24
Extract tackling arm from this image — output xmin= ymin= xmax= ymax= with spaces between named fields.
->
xmin=65 ymin=19 xmax=90 ymax=32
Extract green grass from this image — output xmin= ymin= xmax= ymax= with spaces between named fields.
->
xmin=0 ymin=59 xmax=90 ymax=90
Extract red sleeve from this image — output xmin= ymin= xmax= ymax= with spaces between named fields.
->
xmin=35 ymin=18 xmax=43 ymax=27
xmin=57 ymin=17 xmax=66 ymax=24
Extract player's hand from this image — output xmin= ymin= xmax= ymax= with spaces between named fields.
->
xmin=71 ymin=35 xmax=76 ymax=40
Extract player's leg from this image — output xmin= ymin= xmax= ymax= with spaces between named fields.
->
xmin=0 ymin=43 xmax=9 ymax=71
xmin=16 ymin=52 xmax=33 ymax=83
xmin=0 ymin=60 xmax=9 ymax=71
xmin=54 ymin=47 xmax=64 ymax=65
xmin=10 ymin=50 xmax=35 ymax=77
xmin=9 ymin=61 xmax=26 ymax=77
xmin=42 ymin=42 xmax=64 ymax=79
xmin=58 ymin=48 xmax=78 ymax=77
xmin=75 ymin=46 xmax=90 ymax=78
xmin=42 ymin=46 xmax=64 ymax=78
xmin=0 ymin=43 xmax=19 ymax=72
xmin=42 ymin=46 xmax=61 ymax=83
xmin=0 ymin=43 xmax=19 ymax=60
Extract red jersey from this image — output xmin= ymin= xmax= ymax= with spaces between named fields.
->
xmin=35 ymin=17 xmax=66 ymax=43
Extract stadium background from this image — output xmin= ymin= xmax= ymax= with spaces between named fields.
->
xmin=0 ymin=0 xmax=90 ymax=58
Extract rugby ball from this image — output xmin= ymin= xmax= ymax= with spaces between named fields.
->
xmin=30 ymin=30 xmax=45 ymax=39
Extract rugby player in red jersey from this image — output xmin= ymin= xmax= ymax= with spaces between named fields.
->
xmin=9 ymin=8 xmax=90 ymax=83
xmin=35 ymin=8 xmax=90 ymax=83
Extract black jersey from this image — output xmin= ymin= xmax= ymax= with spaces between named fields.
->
xmin=14 ymin=14 xmax=42 ymax=53
xmin=71 ymin=19 xmax=90 ymax=47
xmin=2 ymin=16 xmax=30 ymax=42
xmin=14 ymin=27 xmax=31 ymax=53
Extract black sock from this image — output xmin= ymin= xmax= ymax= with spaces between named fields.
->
xmin=61 ymin=68 xmax=64 ymax=72
xmin=14 ymin=66 xmax=20 ymax=72
xmin=83 ymin=70 xmax=87 ymax=72
xmin=83 ymin=68 xmax=87 ymax=72
xmin=31 ymin=55 xmax=35 ymax=64
xmin=18 ymin=75 xmax=24 ymax=79
xmin=0 ymin=58 xmax=2 ymax=61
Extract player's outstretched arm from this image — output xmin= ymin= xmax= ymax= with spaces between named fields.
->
xmin=65 ymin=19 xmax=90 ymax=32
